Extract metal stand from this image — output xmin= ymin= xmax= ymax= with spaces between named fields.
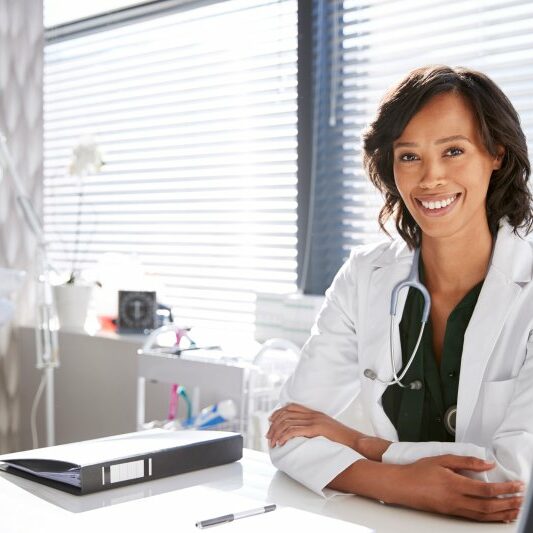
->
xmin=0 ymin=133 xmax=59 ymax=447
xmin=35 ymin=248 xmax=59 ymax=446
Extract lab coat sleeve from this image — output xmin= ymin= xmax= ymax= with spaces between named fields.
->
xmin=269 ymin=251 xmax=365 ymax=497
xmin=382 ymin=333 xmax=533 ymax=484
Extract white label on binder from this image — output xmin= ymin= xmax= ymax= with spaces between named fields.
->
xmin=110 ymin=459 xmax=144 ymax=483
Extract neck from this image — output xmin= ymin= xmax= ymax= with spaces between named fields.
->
xmin=420 ymin=224 xmax=493 ymax=294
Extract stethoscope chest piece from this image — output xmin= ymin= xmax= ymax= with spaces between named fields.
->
xmin=444 ymin=405 xmax=457 ymax=436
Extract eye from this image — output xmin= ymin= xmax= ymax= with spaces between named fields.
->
xmin=399 ymin=152 xmax=419 ymax=162
xmin=444 ymin=146 xmax=464 ymax=157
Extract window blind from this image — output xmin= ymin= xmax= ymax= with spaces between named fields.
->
xmin=43 ymin=0 xmax=298 ymax=335
xmin=307 ymin=0 xmax=533 ymax=294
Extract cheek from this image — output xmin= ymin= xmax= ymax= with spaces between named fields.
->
xmin=461 ymin=162 xmax=492 ymax=198
xmin=393 ymin=171 xmax=413 ymax=204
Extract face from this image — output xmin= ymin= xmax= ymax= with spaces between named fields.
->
xmin=392 ymin=91 xmax=503 ymax=242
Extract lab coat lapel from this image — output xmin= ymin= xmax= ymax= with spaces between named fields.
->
xmin=456 ymin=222 xmax=531 ymax=440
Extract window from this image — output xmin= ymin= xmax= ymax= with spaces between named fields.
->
xmin=306 ymin=0 xmax=533 ymax=294
xmin=43 ymin=0 xmax=298 ymax=335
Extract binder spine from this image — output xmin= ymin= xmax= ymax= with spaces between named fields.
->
xmin=81 ymin=434 xmax=243 ymax=494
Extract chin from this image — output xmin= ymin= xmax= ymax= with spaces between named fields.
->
xmin=419 ymin=226 xmax=459 ymax=241
xmin=414 ymin=216 xmax=464 ymax=242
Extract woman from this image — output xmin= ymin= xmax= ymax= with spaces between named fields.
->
xmin=267 ymin=65 xmax=533 ymax=523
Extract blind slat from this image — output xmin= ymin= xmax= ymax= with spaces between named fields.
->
xmin=43 ymin=0 xmax=298 ymax=333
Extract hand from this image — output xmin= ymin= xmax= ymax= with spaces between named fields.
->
xmin=391 ymin=455 xmax=525 ymax=522
xmin=267 ymin=403 xmax=391 ymax=460
xmin=267 ymin=403 xmax=359 ymax=449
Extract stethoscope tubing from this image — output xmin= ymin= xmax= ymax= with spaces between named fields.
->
xmin=388 ymin=315 xmax=426 ymax=388
xmin=364 ymin=247 xmax=430 ymax=390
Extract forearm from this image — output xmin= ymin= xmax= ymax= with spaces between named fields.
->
xmin=322 ymin=422 xmax=391 ymax=462
xmin=332 ymin=424 xmax=366 ymax=450
xmin=329 ymin=455 xmax=524 ymax=523
xmin=328 ymin=459 xmax=402 ymax=504
xmin=382 ymin=439 xmax=531 ymax=483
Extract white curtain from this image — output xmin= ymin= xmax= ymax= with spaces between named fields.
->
xmin=0 ymin=0 xmax=43 ymax=452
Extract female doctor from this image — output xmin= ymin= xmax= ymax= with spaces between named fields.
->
xmin=267 ymin=65 xmax=533 ymax=523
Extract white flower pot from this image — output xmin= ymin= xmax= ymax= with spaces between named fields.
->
xmin=53 ymin=284 xmax=93 ymax=330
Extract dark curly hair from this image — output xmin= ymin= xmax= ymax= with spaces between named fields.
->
xmin=362 ymin=65 xmax=533 ymax=249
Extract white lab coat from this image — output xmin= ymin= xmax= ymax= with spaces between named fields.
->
xmin=270 ymin=220 xmax=533 ymax=496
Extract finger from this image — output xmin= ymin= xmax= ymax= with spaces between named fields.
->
xmin=268 ymin=407 xmax=287 ymax=422
xmin=268 ymin=408 xmax=294 ymax=427
xmin=266 ymin=410 xmax=314 ymax=437
xmin=460 ymin=477 xmax=525 ymax=498
xmin=267 ymin=417 xmax=291 ymax=445
xmin=281 ymin=403 xmax=315 ymax=413
xmin=462 ymin=496 xmax=523 ymax=515
xmin=266 ymin=416 xmax=311 ymax=439
xmin=268 ymin=414 xmax=297 ymax=441
xmin=267 ymin=418 xmax=314 ymax=445
xmin=437 ymin=455 xmax=495 ymax=472
xmin=269 ymin=403 xmax=314 ymax=421
xmin=454 ymin=507 xmax=520 ymax=523
xmin=274 ymin=425 xmax=316 ymax=447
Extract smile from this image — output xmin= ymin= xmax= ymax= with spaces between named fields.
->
xmin=415 ymin=193 xmax=461 ymax=217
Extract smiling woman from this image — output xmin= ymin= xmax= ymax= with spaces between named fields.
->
xmin=267 ymin=65 xmax=533 ymax=523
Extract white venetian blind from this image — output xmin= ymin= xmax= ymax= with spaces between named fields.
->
xmin=43 ymin=0 xmax=298 ymax=334
xmin=309 ymin=0 xmax=533 ymax=293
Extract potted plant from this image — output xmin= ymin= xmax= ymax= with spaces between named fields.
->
xmin=52 ymin=136 xmax=104 ymax=330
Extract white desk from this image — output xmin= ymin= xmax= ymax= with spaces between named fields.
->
xmin=0 ymin=449 xmax=517 ymax=533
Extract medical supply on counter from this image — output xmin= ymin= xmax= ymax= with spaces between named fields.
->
xmin=187 ymin=399 xmax=237 ymax=429
xmin=144 ymin=400 xmax=237 ymax=432
xmin=162 ymin=400 xmax=237 ymax=431
xmin=168 ymin=385 xmax=192 ymax=421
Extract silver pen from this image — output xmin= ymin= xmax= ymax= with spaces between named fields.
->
xmin=196 ymin=504 xmax=276 ymax=528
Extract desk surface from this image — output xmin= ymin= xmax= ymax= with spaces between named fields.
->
xmin=0 ymin=449 xmax=517 ymax=533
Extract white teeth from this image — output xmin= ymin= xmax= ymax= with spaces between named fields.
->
xmin=420 ymin=194 xmax=458 ymax=210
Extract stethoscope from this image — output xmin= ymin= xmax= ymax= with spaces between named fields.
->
xmin=363 ymin=248 xmax=457 ymax=436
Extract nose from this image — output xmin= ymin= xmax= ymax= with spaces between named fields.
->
xmin=419 ymin=158 xmax=446 ymax=189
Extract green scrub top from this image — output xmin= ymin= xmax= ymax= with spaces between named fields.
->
xmin=381 ymin=260 xmax=484 ymax=442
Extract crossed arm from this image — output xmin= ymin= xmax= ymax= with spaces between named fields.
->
xmin=267 ymin=403 xmax=524 ymax=523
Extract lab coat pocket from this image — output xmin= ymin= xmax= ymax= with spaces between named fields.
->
xmin=478 ymin=377 xmax=517 ymax=440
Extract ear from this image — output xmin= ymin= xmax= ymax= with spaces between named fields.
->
xmin=492 ymin=145 xmax=505 ymax=170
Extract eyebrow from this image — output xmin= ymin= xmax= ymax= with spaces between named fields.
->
xmin=393 ymin=135 xmax=473 ymax=149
